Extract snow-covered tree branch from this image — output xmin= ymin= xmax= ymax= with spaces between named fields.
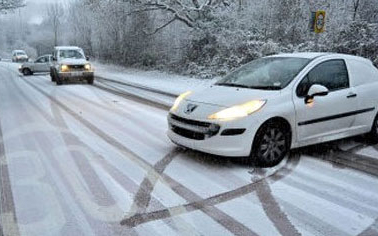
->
xmin=0 ymin=0 xmax=25 ymax=13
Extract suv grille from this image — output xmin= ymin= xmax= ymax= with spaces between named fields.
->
xmin=68 ymin=65 xmax=85 ymax=71
xmin=169 ymin=114 xmax=220 ymax=140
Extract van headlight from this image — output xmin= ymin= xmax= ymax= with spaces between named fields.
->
xmin=170 ymin=91 xmax=192 ymax=112
xmin=84 ymin=64 xmax=91 ymax=71
xmin=208 ymin=100 xmax=266 ymax=120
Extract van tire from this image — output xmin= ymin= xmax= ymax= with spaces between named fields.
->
xmin=251 ymin=120 xmax=290 ymax=167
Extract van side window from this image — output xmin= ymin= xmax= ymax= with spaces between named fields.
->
xmin=296 ymin=59 xmax=349 ymax=97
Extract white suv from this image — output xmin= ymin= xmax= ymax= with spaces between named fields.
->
xmin=50 ymin=46 xmax=94 ymax=85
xmin=168 ymin=53 xmax=378 ymax=166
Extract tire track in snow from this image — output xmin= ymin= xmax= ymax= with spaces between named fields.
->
xmin=94 ymin=82 xmax=171 ymax=110
xmin=31 ymin=74 xmax=170 ymax=149
xmin=48 ymin=91 xmax=140 ymax=236
xmin=123 ymin=148 xmax=261 ymax=236
xmin=47 ymin=89 xmax=209 ymax=235
xmin=11 ymin=71 xmax=165 ymax=234
xmin=0 ymin=66 xmax=21 ymax=236
xmin=121 ymin=153 xmax=299 ymax=231
xmin=358 ymin=217 xmax=378 ymax=236
xmin=4 ymin=68 xmax=134 ymax=234
xmin=130 ymin=149 xmax=182 ymax=215
xmin=11 ymin=73 xmax=186 ymax=235
xmin=254 ymin=168 xmax=301 ymax=236
xmin=10 ymin=72 xmax=198 ymax=234
xmin=306 ymin=143 xmax=378 ymax=178
xmin=3 ymin=69 xmax=107 ymax=235
xmin=0 ymin=114 xmax=21 ymax=236
xmin=358 ymin=144 xmax=378 ymax=236
xmin=303 ymin=140 xmax=378 ymax=235
xmin=95 ymin=76 xmax=178 ymax=98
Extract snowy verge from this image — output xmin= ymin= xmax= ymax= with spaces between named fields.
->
xmin=92 ymin=62 xmax=219 ymax=96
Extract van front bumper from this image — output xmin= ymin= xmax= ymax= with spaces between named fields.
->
xmin=167 ymin=113 xmax=259 ymax=157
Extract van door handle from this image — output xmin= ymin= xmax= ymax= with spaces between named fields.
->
xmin=347 ymin=93 xmax=357 ymax=98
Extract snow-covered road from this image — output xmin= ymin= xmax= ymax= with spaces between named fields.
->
xmin=1 ymin=61 xmax=378 ymax=236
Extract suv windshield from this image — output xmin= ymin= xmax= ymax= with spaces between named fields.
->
xmin=16 ymin=52 xmax=26 ymax=56
xmin=59 ymin=50 xmax=84 ymax=59
xmin=216 ymin=57 xmax=310 ymax=90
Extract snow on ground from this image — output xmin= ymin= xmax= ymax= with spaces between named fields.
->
xmin=357 ymin=147 xmax=378 ymax=160
xmin=1 ymin=61 xmax=378 ymax=235
xmin=92 ymin=61 xmax=219 ymax=95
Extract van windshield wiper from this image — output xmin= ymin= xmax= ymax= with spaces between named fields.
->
xmin=216 ymin=83 xmax=251 ymax=89
xmin=217 ymin=83 xmax=281 ymax=90
xmin=248 ymin=85 xmax=282 ymax=90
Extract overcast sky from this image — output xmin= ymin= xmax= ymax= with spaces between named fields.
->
xmin=1 ymin=0 xmax=71 ymax=24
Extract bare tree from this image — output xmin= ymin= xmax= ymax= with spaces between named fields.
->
xmin=131 ymin=0 xmax=231 ymax=34
xmin=352 ymin=0 xmax=360 ymax=21
xmin=0 ymin=0 xmax=25 ymax=13
xmin=47 ymin=3 xmax=64 ymax=46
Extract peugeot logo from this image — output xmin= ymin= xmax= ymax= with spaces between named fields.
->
xmin=184 ymin=104 xmax=198 ymax=114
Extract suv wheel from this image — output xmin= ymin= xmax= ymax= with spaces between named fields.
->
xmin=50 ymin=69 xmax=56 ymax=82
xmin=368 ymin=113 xmax=378 ymax=144
xmin=87 ymin=77 xmax=94 ymax=85
xmin=56 ymin=75 xmax=63 ymax=86
xmin=251 ymin=121 xmax=290 ymax=167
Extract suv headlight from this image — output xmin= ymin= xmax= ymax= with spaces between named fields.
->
xmin=208 ymin=100 xmax=266 ymax=120
xmin=84 ymin=64 xmax=91 ymax=71
xmin=60 ymin=65 xmax=69 ymax=72
xmin=170 ymin=91 xmax=192 ymax=112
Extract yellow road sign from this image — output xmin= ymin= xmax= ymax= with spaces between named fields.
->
xmin=314 ymin=10 xmax=326 ymax=33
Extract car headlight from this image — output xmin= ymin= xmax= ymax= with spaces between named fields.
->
xmin=60 ymin=65 xmax=69 ymax=72
xmin=208 ymin=100 xmax=266 ymax=120
xmin=170 ymin=91 xmax=192 ymax=112
xmin=84 ymin=64 xmax=91 ymax=70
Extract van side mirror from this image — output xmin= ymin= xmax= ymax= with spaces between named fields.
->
xmin=86 ymin=56 xmax=90 ymax=61
xmin=305 ymin=84 xmax=329 ymax=104
xmin=52 ymin=56 xmax=57 ymax=61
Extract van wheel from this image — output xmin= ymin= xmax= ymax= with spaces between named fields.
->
xmin=368 ymin=114 xmax=378 ymax=144
xmin=251 ymin=121 xmax=290 ymax=167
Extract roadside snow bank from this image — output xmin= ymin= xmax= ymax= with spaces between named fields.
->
xmin=92 ymin=62 xmax=219 ymax=95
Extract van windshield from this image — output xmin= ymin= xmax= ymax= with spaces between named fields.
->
xmin=16 ymin=52 xmax=26 ymax=56
xmin=59 ymin=50 xmax=84 ymax=59
xmin=216 ymin=57 xmax=310 ymax=90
